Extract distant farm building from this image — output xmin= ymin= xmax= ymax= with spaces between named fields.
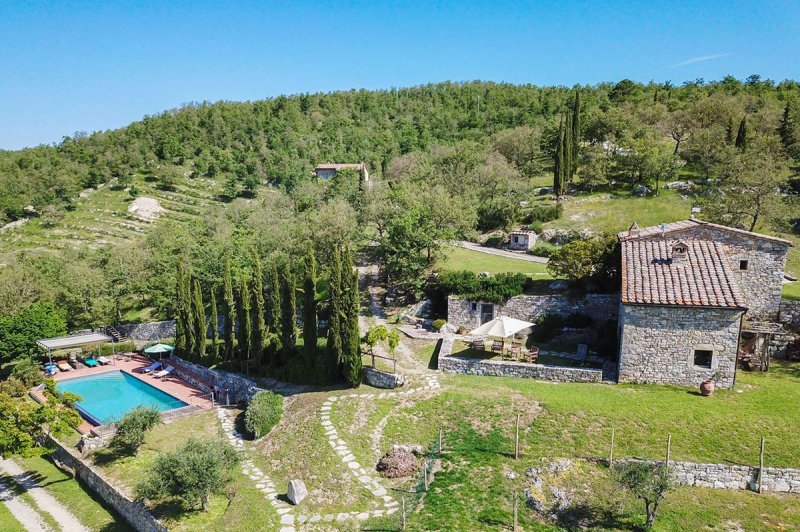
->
xmin=508 ymin=230 xmax=538 ymax=251
xmin=314 ymin=162 xmax=370 ymax=182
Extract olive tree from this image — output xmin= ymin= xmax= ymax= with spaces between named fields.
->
xmin=614 ymin=462 xmax=674 ymax=528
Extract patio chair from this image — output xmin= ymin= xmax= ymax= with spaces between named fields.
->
xmin=510 ymin=342 xmax=522 ymax=359
xmin=471 ymin=338 xmax=486 ymax=352
xmin=140 ymin=361 xmax=162 ymax=374
xmin=491 ymin=339 xmax=504 ymax=355
xmin=56 ymin=360 xmax=72 ymax=372
xmin=83 ymin=357 xmax=100 ymax=368
xmin=526 ymin=346 xmax=540 ymax=363
xmin=153 ymin=365 xmax=174 ymax=379
xmin=44 ymin=363 xmax=58 ymax=376
xmin=97 ymin=356 xmax=112 ymax=365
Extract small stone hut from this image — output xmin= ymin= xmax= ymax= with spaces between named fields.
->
xmin=616 ymin=219 xmax=791 ymax=389
xmin=508 ymin=230 xmax=538 ymax=251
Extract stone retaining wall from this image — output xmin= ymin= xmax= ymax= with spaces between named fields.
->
xmin=623 ymin=459 xmax=800 ymax=493
xmin=447 ymin=294 xmax=618 ymax=330
xmin=116 ymin=320 xmax=176 ymax=341
xmin=780 ymin=300 xmax=800 ymax=332
xmin=439 ymin=336 xmax=602 ymax=383
xmin=47 ymin=435 xmax=166 ymax=532
xmin=169 ymin=355 xmax=259 ymax=404
xmin=363 ymin=366 xmax=405 ymax=389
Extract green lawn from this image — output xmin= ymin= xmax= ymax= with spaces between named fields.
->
xmin=439 ymin=245 xmax=552 ymax=277
xmin=15 ymin=454 xmax=132 ymax=531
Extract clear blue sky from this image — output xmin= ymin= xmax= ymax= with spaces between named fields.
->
xmin=1 ymin=0 xmax=798 ymax=150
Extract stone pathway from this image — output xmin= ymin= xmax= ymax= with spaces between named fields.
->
xmin=0 ymin=476 xmax=51 ymax=532
xmin=0 ymin=459 xmax=89 ymax=532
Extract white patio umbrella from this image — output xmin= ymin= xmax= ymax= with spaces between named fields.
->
xmin=469 ymin=316 xmax=535 ymax=338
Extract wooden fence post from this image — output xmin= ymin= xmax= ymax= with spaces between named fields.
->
xmin=609 ymin=427 xmax=615 ymax=466
xmin=758 ymin=436 xmax=765 ymax=493
xmin=424 ymin=459 xmax=429 ymax=491
xmin=513 ymin=492 xmax=518 ymax=531
xmin=402 ymin=498 xmax=406 ymax=530
xmin=666 ymin=433 xmax=672 ymax=465
xmin=439 ymin=428 xmax=443 ymax=454
xmin=515 ymin=413 xmax=521 ymax=460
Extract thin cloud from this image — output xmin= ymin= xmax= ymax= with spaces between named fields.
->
xmin=670 ymin=53 xmax=732 ymax=68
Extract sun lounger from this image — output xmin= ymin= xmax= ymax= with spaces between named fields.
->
xmin=83 ymin=358 xmax=99 ymax=367
xmin=97 ymin=356 xmax=112 ymax=365
xmin=56 ymin=360 xmax=71 ymax=372
xmin=140 ymin=361 xmax=161 ymax=374
xmin=153 ymin=365 xmax=174 ymax=379
xmin=44 ymin=363 xmax=58 ymax=376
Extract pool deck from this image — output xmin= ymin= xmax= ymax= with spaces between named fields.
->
xmin=50 ymin=354 xmax=214 ymax=420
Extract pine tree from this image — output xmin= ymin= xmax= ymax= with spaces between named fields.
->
xmin=327 ymin=246 xmax=344 ymax=377
xmin=564 ymin=112 xmax=574 ymax=185
xmin=571 ymin=90 xmax=581 ymax=176
xmin=341 ymin=248 xmax=362 ymax=387
xmin=192 ymin=278 xmax=206 ymax=361
xmin=303 ymin=244 xmax=318 ymax=368
xmin=735 ymin=116 xmax=748 ymax=151
xmin=236 ymin=278 xmax=252 ymax=362
xmin=553 ymin=117 xmax=565 ymax=195
xmin=223 ymin=257 xmax=235 ymax=362
xmin=280 ymin=263 xmax=297 ymax=354
xmin=209 ymin=286 xmax=220 ymax=362
xmin=251 ymin=252 xmax=266 ymax=369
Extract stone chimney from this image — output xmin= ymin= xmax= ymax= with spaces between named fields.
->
xmin=671 ymin=241 xmax=689 ymax=264
xmin=628 ymin=221 xmax=640 ymax=238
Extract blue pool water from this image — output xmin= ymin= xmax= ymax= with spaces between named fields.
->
xmin=57 ymin=371 xmax=187 ymax=425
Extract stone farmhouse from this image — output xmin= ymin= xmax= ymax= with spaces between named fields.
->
xmin=617 ymin=219 xmax=791 ymax=389
xmin=313 ymin=162 xmax=370 ymax=182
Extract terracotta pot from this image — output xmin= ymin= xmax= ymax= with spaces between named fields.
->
xmin=700 ymin=379 xmax=715 ymax=397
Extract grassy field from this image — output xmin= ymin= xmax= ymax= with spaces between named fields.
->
xmin=0 ymin=501 xmax=25 ymax=532
xmin=439 ymin=245 xmax=552 ymax=277
xmin=14 ymin=454 xmax=132 ymax=531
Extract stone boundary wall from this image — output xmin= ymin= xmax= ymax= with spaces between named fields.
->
xmin=169 ymin=355 xmax=259 ymax=404
xmin=47 ymin=435 xmax=167 ymax=532
xmin=447 ymin=294 xmax=618 ymax=330
xmin=438 ymin=336 xmax=603 ymax=383
xmin=116 ymin=320 xmax=175 ymax=341
xmin=621 ymin=459 xmax=800 ymax=493
xmin=780 ymin=300 xmax=800 ymax=332
xmin=363 ymin=366 xmax=405 ymax=389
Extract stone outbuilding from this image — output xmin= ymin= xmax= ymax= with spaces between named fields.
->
xmin=508 ymin=229 xmax=538 ymax=251
xmin=313 ymin=162 xmax=370 ymax=182
xmin=616 ymin=219 xmax=791 ymax=389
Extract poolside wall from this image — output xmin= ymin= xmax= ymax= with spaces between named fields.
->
xmin=438 ymin=335 xmax=603 ymax=383
xmin=47 ymin=435 xmax=167 ymax=532
xmin=170 ymin=355 xmax=260 ymax=404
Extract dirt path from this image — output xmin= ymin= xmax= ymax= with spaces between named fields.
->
xmin=0 ymin=459 xmax=89 ymax=532
xmin=0 ymin=476 xmax=51 ymax=532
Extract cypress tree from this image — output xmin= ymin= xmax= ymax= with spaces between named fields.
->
xmin=341 ymin=248 xmax=362 ymax=387
xmin=209 ymin=286 xmax=220 ymax=362
xmin=251 ymin=252 xmax=266 ymax=369
xmin=266 ymin=265 xmax=282 ymax=349
xmin=726 ymin=116 xmax=735 ymax=144
xmin=327 ymin=246 xmax=343 ymax=377
xmin=779 ymin=102 xmax=796 ymax=153
xmin=571 ymin=90 xmax=581 ymax=176
xmin=183 ymin=267 xmax=196 ymax=357
xmin=223 ymin=257 xmax=235 ymax=362
xmin=236 ymin=277 xmax=252 ymax=362
xmin=192 ymin=278 xmax=206 ymax=361
xmin=564 ymin=112 xmax=574 ymax=185
xmin=553 ymin=117 xmax=564 ymax=195
xmin=174 ymin=263 xmax=186 ymax=355
xmin=303 ymin=244 xmax=318 ymax=368
xmin=280 ymin=263 xmax=297 ymax=354
xmin=735 ymin=116 xmax=747 ymax=151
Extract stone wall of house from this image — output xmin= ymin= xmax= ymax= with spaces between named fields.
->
xmin=617 ymin=304 xmax=743 ymax=389
xmin=645 ymin=225 xmax=789 ymax=321
xmin=447 ymin=294 xmax=618 ymax=330
xmin=363 ymin=367 xmax=406 ymax=389
xmin=780 ymin=300 xmax=800 ymax=332
xmin=47 ymin=435 xmax=167 ymax=532
xmin=169 ymin=355 xmax=259 ymax=404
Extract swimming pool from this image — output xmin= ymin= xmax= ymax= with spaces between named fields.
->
xmin=57 ymin=370 xmax=187 ymax=425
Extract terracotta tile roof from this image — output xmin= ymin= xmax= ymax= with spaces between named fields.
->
xmin=621 ymin=238 xmax=747 ymax=309
xmin=618 ymin=218 xmax=792 ymax=245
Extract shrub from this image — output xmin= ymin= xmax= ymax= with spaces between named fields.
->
xmin=565 ymin=313 xmax=593 ymax=329
xmin=528 ymin=244 xmax=552 ymax=257
xmin=432 ymin=319 xmax=447 ymax=332
xmin=110 ymin=406 xmax=162 ymax=455
xmin=528 ymin=221 xmax=544 ymax=233
xmin=547 ymin=233 xmax=620 ymax=290
xmin=525 ymin=203 xmax=563 ymax=223
xmin=135 ymin=437 xmax=239 ymax=510
xmin=244 ymin=390 xmax=283 ymax=439
xmin=484 ymin=235 xmax=504 ymax=247
xmin=11 ymin=357 xmax=44 ymax=388
xmin=99 ymin=341 xmax=136 ymax=356
xmin=426 ymin=271 xmax=531 ymax=317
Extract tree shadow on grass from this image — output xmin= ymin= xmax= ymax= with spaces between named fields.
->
xmin=556 ymin=503 xmax=644 ymax=531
